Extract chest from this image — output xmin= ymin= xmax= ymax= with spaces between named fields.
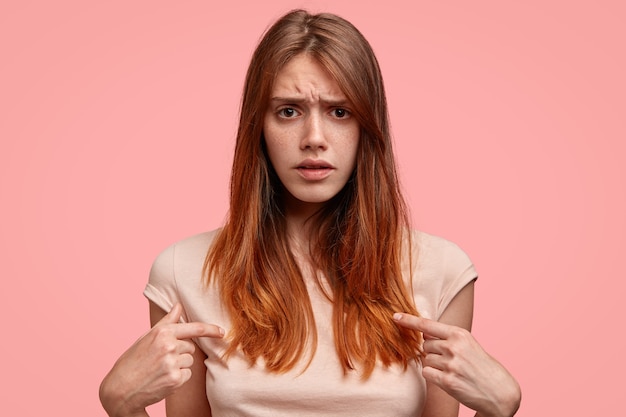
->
xmin=197 ymin=281 xmax=427 ymax=416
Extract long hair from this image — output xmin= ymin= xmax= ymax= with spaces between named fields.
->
xmin=204 ymin=9 xmax=422 ymax=378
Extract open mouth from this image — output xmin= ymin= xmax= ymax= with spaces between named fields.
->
xmin=296 ymin=161 xmax=334 ymax=180
xmin=297 ymin=159 xmax=334 ymax=170
xmin=298 ymin=163 xmax=331 ymax=169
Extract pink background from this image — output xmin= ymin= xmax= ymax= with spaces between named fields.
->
xmin=1 ymin=1 xmax=624 ymax=415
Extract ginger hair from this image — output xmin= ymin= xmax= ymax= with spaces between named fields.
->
xmin=204 ymin=9 xmax=422 ymax=378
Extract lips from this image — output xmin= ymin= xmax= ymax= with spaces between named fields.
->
xmin=298 ymin=160 xmax=332 ymax=169
xmin=296 ymin=159 xmax=334 ymax=180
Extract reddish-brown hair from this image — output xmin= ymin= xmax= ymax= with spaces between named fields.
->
xmin=204 ymin=9 xmax=422 ymax=378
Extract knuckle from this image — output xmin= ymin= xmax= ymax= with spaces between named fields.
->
xmin=446 ymin=358 xmax=461 ymax=375
xmin=440 ymin=343 xmax=454 ymax=356
xmin=440 ymin=372 xmax=457 ymax=388
xmin=162 ymin=354 xmax=178 ymax=370
xmin=451 ymin=327 xmax=469 ymax=339
xmin=158 ymin=341 xmax=177 ymax=355
xmin=164 ymin=369 xmax=183 ymax=387
xmin=153 ymin=325 xmax=174 ymax=340
xmin=192 ymin=323 xmax=207 ymax=335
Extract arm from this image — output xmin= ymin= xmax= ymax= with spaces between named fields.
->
xmin=99 ymin=302 xmax=223 ymax=417
xmin=419 ymin=281 xmax=475 ymax=417
xmin=149 ymin=303 xmax=212 ymax=417
xmin=394 ymin=282 xmax=521 ymax=417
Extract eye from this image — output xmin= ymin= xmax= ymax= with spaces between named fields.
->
xmin=332 ymin=108 xmax=350 ymax=118
xmin=278 ymin=107 xmax=299 ymax=118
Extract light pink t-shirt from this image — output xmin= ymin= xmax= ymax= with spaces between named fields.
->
xmin=144 ymin=229 xmax=477 ymax=416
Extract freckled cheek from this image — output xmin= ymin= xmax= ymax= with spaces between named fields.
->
xmin=264 ymin=121 xmax=300 ymax=146
xmin=262 ymin=130 xmax=291 ymax=173
xmin=333 ymin=125 xmax=360 ymax=157
xmin=262 ymin=126 xmax=284 ymax=155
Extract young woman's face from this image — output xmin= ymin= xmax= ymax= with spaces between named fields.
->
xmin=263 ymin=54 xmax=360 ymax=212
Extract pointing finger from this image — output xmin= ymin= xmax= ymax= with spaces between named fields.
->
xmin=172 ymin=322 xmax=225 ymax=340
xmin=393 ymin=313 xmax=452 ymax=340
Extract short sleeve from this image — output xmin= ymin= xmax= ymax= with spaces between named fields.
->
xmin=410 ymin=232 xmax=478 ymax=320
xmin=143 ymin=243 xmax=182 ymax=318
xmin=437 ymin=241 xmax=477 ymax=318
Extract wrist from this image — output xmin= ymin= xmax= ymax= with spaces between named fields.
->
xmin=475 ymin=380 xmax=522 ymax=417
xmin=99 ymin=374 xmax=149 ymax=417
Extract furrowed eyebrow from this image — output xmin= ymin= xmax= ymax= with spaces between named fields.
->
xmin=269 ymin=97 xmax=307 ymax=104
xmin=269 ymin=96 xmax=350 ymax=107
xmin=323 ymin=98 xmax=350 ymax=107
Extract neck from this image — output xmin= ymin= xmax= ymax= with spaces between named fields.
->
xmin=283 ymin=195 xmax=324 ymax=255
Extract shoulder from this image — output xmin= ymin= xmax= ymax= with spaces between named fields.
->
xmin=410 ymin=230 xmax=474 ymax=272
xmin=148 ymin=229 xmax=221 ymax=288
xmin=145 ymin=229 xmax=223 ymax=316
xmin=407 ymin=230 xmax=478 ymax=320
xmin=169 ymin=228 xmax=222 ymax=254
xmin=152 ymin=229 xmax=222 ymax=268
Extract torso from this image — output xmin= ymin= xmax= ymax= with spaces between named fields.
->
xmin=144 ymin=229 xmax=477 ymax=416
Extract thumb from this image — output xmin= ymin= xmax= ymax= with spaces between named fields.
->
xmin=159 ymin=303 xmax=183 ymax=325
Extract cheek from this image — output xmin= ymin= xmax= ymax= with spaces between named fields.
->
xmin=263 ymin=137 xmax=288 ymax=175
xmin=263 ymin=119 xmax=291 ymax=151
xmin=262 ymin=125 xmax=280 ymax=163
xmin=345 ymin=129 xmax=360 ymax=167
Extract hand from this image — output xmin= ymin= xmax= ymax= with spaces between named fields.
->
xmin=99 ymin=303 xmax=224 ymax=417
xmin=393 ymin=313 xmax=521 ymax=417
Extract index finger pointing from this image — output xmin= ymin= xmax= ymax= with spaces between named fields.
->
xmin=172 ymin=322 xmax=225 ymax=340
xmin=393 ymin=313 xmax=452 ymax=340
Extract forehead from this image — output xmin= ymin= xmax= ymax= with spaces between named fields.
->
xmin=270 ymin=54 xmax=346 ymax=101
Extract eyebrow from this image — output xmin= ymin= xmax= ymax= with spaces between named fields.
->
xmin=269 ymin=96 xmax=350 ymax=107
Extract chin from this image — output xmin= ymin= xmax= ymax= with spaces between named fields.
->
xmin=286 ymin=188 xmax=341 ymax=206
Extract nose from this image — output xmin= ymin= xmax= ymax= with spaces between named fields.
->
xmin=300 ymin=113 xmax=327 ymax=150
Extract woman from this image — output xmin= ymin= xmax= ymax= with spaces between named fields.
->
xmin=100 ymin=10 xmax=521 ymax=417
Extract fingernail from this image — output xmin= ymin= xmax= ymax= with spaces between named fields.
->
xmin=393 ymin=313 xmax=402 ymax=321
